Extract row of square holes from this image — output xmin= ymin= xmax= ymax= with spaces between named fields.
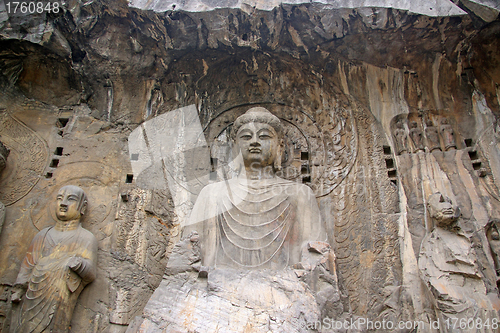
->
xmin=45 ymin=147 xmax=63 ymax=178
xmin=45 ymin=117 xmax=69 ymax=178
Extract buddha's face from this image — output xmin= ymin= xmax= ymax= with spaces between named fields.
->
xmin=56 ymin=186 xmax=85 ymax=221
xmin=488 ymin=225 xmax=500 ymax=260
xmin=236 ymin=122 xmax=280 ymax=169
xmin=427 ymin=193 xmax=460 ymax=227
xmin=0 ymin=153 xmax=6 ymax=174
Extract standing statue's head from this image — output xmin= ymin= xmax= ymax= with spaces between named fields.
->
xmin=0 ymin=140 xmax=10 ymax=174
xmin=232 ymin=107 xmax=284 ymax=171
xmin=56 ymin=185 xmax=88 ymax=221
xmin=486 ymin=220 xmax=500 ymax=257
xmin=427 ymin=192 xmax=460 ymax=228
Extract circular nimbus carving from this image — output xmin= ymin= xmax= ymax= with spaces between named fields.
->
xmin=0 ymin=111 xmax=49 ymax=206
xmin=203 ymin=104 xmax=357 ymax=197
xmin=29 ymin=161 xmax=118 ymax=231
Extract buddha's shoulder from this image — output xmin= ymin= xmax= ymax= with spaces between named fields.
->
xmin=197 ymin=181 xmax=228 ymax=198
xmin=276 ymin=177 xmax=313 ymax=190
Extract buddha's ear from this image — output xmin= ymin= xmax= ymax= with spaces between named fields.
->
xmin=79 ymin=199 xmax=88 ymax=216
xmin=274 ymin=141 xmax=283 ymax=171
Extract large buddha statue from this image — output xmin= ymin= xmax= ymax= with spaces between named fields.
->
xmin=134 ymin=108 xmax=339 ymax=333
xmin=10 ymin=185 xmax=97 ymax=333
xmin=186 ymin=107 xmax=326 ymax=270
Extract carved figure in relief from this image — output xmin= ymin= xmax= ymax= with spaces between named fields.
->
xmin=0 ymin=141 xmax=9 ymax=233
xmin=486 ymin=219 xmax=500 ymax=288
xmin=185 ymin=107 xmax=327 ymax=269
xmin=440 ymin=117 xmax=457 ymax=151
xmin=424 ymin=119 xmax=441 ymax=152
xmin=393 ymin=120 xmax=408 ymax=155
xmin=419 ymin=193 xmax=499 ymax=331
xmin=11 ymin=185 xmax=97 ymax=333
xmin=408 ymin=121 xmax=424 ymax=152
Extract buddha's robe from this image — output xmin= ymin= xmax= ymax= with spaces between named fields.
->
xmin=13 ymin=225 xmax=97 ymax=333
xmin=186 ymin=177 xmax=325 ymax=269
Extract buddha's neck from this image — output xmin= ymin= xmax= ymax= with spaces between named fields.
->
xmin=241 ymin=165 xmax=275 ymax=180
xmin=54 ymin=219 xmax=80 ymax=231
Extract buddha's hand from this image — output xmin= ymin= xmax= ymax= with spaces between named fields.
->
xmin=10 ymin=284 xmax=27 ymax=303
xmin=296 ymin=241 xmax=335 ymax=272
xmin=68 ymin=256 xmax=84 ymax=272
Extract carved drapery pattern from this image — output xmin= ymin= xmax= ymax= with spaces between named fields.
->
xmin=0 ymin=111 xmax=48 ymax=205
xmin=332 ymin=110 xmax=401 ymax=318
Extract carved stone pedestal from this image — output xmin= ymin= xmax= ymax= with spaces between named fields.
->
xmin=130 ymin=268 xmax=327 ymax=333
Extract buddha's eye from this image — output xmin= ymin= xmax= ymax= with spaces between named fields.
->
xmin=240 ymin=135 xmax=252 ymax=140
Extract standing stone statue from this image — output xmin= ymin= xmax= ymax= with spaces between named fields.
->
xmin=419 ymin=193 xmax=499 ymax=332
xmin=408 ymin=121 xmax=424 ymax=152
xmin=393 ymin=120 xmax=408 ymax=155
xmin=486 ymin=219 xmax=500 ymax=288
xmin=424 ymin=119 xmax=441 ymax=152
xmin=186 ymin=107 xmax=327 ymax=269
xmin=10 ymin=185 xmax=97 ymax=333
xmin=0 ymin=141 xmax=9 ymax=234
xmin=440 ymin=117 xmax=457 ymax=151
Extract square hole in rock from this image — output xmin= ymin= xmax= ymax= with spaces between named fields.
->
xmin=126 ymin=174 xmax=134 ymax=183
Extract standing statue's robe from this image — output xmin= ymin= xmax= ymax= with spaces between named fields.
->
xmin=13 ymin=225 xmax=97 ymax=333
xmin=419 ymin=227 xmax=500 ymax=333
xmin=186 ymin=176 xmax=326 ymax=269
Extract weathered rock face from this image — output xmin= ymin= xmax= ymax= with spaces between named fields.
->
xmin=0 ymin=0 xmax=499 ymax=332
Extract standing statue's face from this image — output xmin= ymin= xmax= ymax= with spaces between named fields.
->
xmin=428 ymin=193 xmax=460 ymax=227
xmin=488 ymin=225 xmax=500 ymax=259
xmin=56 ymin=187 xmax=83 ymax=221
xmin=236 ymin=122 xmax=280 ymax=168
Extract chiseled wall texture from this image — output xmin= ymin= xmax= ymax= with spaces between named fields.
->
xmin=0 ymin=0 xmax=499 ymax=331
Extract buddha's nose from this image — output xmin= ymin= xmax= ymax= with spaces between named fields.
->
xmin=250 ymin=136 xmax=259 ymax=145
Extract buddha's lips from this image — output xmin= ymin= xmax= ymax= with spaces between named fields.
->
xmin=59 ymin=207 xmax=68 ymax=212
xmin=249 ymin=148 xmax=261 ymax=153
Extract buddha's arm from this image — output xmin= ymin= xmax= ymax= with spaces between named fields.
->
xmin=68 ymin=234 xmax=98 ymax=285
xmin=183 ymin=184 xmax=218 ymax=267
xmin=297 ymin=185 xmax=326 ymax=243
xmin=15 ymin=229 xmax=48 ymax=286
xmin=12 ymin=230 xmax=48 ymax=302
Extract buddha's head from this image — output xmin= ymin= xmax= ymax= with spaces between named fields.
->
xmin=427 ymin=192 xmax=460 ymax=228
xmin=486 ymin=220 xmax=500 ymax=262
xmin=232 ymin=107 xmax=284 ymax=171
xmin=55 ymin=185 xmax=88 ymax=221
